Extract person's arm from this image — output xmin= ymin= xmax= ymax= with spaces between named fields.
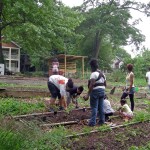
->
xmin=59 ymin=81 xmax=67 ymax=109
xmin=83 ymin=78 xmax=95 ymax=100
xmin=103 ymin=74 xmax=107 ymax=87
xmin=146 ymin=73 xmax=148 ymax=82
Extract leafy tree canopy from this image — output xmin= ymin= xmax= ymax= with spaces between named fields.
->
xmin=0 ymin=0 xmax=84 ymax=65
xmin=75 ymin=0 xmax=150 ymax=59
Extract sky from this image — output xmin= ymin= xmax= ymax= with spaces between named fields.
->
xmin=61 ymin=0 xmax=150 ymax=57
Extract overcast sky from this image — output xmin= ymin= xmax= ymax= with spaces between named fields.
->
xmin=61 ymin=0 xmax=150 ymax=57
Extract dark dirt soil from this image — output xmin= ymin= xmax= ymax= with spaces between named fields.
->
xmin=67 ymin=121 xmax=150 ymax=150
xmin=15 ymin=108 xmax=92 ymax=125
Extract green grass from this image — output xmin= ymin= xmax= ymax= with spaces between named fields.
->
xmin=0 ymin=119 xmax=68 ymax=150
xmin=0 ymin=98 xmax=45 ymax=115
xmin=0 ymin=82 xmax=47 ymax=89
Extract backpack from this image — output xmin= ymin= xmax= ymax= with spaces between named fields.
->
xmin=88 ymin=70 xmax=105 ymax=88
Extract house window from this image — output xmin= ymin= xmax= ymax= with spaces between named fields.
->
xmin=6 ymin=60 xmax=9 ymax=68
xmin=11 ymin=49 xmax=19 ymax=59
xmin=2 ymin=48 xmax=9 ymax=59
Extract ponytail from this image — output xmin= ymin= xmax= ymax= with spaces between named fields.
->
xmin=67 ymin=78 xmax=74 ymax=88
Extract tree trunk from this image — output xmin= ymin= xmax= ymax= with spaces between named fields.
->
xmin=92 ymin=30 xmax=102 ymax=59
xmin=0 ymin=30 xmax=4 ymax=64
xmin=0 ymin=1 xmax=4 ymax=64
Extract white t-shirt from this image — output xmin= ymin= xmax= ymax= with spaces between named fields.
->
xmin=48 ymin=75 xmax=68 ymax=96
xmin=146 ymin=71 xmax=150 ymax=85
xmin=121 ymin=104 xmax=133 ymax=115
xmin=103 ymin=99 xmax=114 ymax=114
xmin=90 ymin=71 xmax=106 ymax=89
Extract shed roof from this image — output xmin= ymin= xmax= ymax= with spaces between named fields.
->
xmin=49 ymin=54 xmax=88 ymax=62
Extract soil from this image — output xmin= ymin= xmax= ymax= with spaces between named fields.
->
xmin=15 ymin=108 xmax=92 ymax=125
xmin=66 ymin=121 xmax=150 ymax=150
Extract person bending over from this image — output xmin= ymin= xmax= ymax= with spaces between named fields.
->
xmin=67 ymin=85 xmax=84 ymax=108
xmin=47 ymin=74 xmax=73 ymax=111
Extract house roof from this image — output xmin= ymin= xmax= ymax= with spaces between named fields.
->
xmin=1 ymin=36 xmax=21 ymax=48
xmin=2 ymin=41 xmax=21 ymax=48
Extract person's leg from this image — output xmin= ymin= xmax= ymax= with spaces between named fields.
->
xmin=105 ymin=114 xmax=109 ymax=121
xmin=129 ymin=94 xmax=134 ymax=111
xmin=105 ymin=113 xmax=113 ymax=121
xmin=66 ymin=92 xmax=71 ymax=106
xmin=89 ymin=90 xmax=98 ymax=126
xmin=148 ymin=85 xmax=150 ymax=93
xmin=121 ymin=92 xmax=128 ymax=99
xmin=98 ymin=95 xmax=105 ymax=125
xmin=58 ymin=91 xmax=67 ymax=110
xmin=47 ymin=82 xmax=57 ymax=108
xmin=75 ymin=99 xmax=79 ymax=108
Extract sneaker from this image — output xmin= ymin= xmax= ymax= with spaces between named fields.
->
xmin=88 ymin=123 xmax=95 ymax=127
xmin=58 ymin=106 xmax=64 ymax=111
xmin=75 ymin=106 xmax=79 ymax=109
xmin=49 ymin=108 xmax=54 ymax=112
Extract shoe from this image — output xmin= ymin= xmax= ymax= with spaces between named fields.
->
xmin=98 ymin=122 xmax=105 ymax=126
xmin=54 ymin=111 xmax=57 ymax=115
xmin=106 ymin=119 xmax=112 ymax=122
xmin=58 ymin=106 xmax=64 ymax=111
xmin=75 ymin=106 xmax=79 ymax=109
xmin=88 ymin=122 xmax=95 ymax=127
xmin=49 ymin=108 xmax=54 ymax=112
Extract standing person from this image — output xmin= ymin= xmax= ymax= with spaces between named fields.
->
xmin=121 ymin=64 xmax=135 ymax=111
xmin=146 ymin=67 xmax=150 ymax=93
xmin=47 ymin=73 xmax=74 ymax=111
xmin=52 ymin=58 xmax=59 ymax=74
xmin=67 ymin=85 xmax=84 ymax=108
xmin=83 ymin=58 xmax=106 ymax=126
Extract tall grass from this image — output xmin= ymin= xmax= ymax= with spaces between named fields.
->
xmin=0 ymin=116 xmax=68 ymax=150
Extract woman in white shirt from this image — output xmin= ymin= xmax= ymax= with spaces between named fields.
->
xmin=121 ymin=64 xmax=135 ymax=111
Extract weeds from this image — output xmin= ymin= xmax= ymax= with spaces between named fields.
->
xmin=0 ymin=98 xmax=45 ymax=115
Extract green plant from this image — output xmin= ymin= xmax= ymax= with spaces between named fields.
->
xmin=0 ymin=129 xmax=26 ymax=150
xmin=132 ymin=111 xmax=150 ymax=122
xmin=97 ymin=124 xmax=112 ymax=132
xmin=0 ymin=98 xmax=45 ymax=115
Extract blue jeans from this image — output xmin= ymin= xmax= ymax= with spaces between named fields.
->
xmin=89 ymin=88 xmax=105 ymax=126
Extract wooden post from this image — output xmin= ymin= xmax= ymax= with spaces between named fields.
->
xmin=64 ymin=54 xmax=66 ymax=77
xmin=82 ymin=57 xmax=84 ymax=78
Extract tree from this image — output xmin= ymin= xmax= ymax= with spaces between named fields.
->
xmin=76 ymin=0 xmax=150 ymax=59
xmin=0 ymin=0 xmax=84 ymax=66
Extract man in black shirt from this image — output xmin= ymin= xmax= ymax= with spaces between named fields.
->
xmin=67 ymin=86 xmax=84 ymax=108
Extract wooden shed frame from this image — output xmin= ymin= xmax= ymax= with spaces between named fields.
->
xmin=48 ymin=54 xmax=88 ymax=78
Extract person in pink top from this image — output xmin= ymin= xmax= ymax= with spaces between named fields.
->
xmin=52 ymin=58 xmax=59 ymax=74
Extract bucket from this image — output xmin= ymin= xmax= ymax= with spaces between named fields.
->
xmin=135 ymin=87 xmax=139 ymax=92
